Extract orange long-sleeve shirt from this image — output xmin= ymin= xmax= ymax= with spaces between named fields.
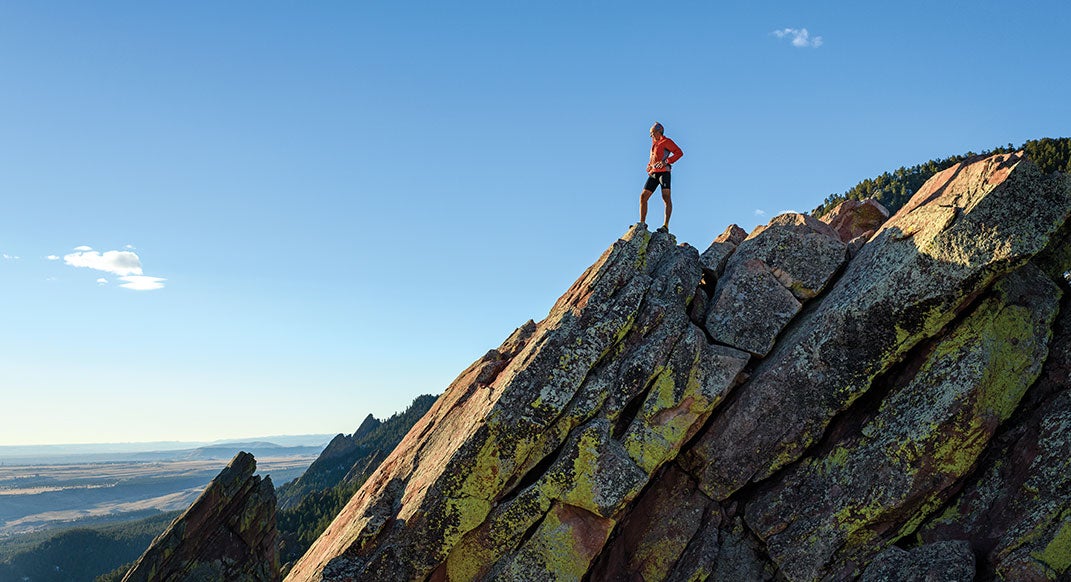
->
xmin=647 ymin=136 xmax=683 ymax=173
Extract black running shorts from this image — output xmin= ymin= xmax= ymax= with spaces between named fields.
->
xmin=644 ymin=171 xmax=671 ymax=191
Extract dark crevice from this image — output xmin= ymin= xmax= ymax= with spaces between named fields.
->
xmin=494 ymin=437 xmax=569 ymax=506
xmin=611 ymin=372 xmax=657 ymax=440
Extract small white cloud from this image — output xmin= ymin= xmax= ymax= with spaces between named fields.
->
xmin=64 ymin=250 xmax=143 ymax=277
xmin=772 ymin=28 xmax=823 ymax=48
xmin=73 ymin=245 xmax=93 ymax=251
xmin=775 ymin=209 xmax=800 ymax=216
xmin=47 ymin=255 xmax=60 ymax=261
xmin=96 ymin=278 xmax=108 ymax=285
xmin=124 ymin=244 xmax=136 ymax=250
xmin=754 ymin=209 xmax=767 ymax=216
xmin=2 ymin=253 xmax=19 ymax=260
xmin=119 ymin=275 xmax=166 ymax=291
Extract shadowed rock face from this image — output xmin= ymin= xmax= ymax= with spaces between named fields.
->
xmin=284 ymin=152 xmax=1071 ymax=582
xmin=123 ymin=451 xmax=279 ymax=582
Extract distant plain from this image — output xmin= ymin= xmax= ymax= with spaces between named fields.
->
xmin=0 ymin=440 xmax=327 ymax=537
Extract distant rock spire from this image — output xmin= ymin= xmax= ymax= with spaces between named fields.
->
xmin=123 ymin=451 xmax=279 ymax=582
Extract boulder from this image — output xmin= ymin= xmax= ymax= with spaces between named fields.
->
xmin=681 ymin=152 xmax=1071 ymax=502
xmin=821 ymin=198 xmax=891 ymax=243
xmin=728 ymin=212 xmax=847 ymax=300
xmin=122 ymin=452 xmax=279 ymax=582
xmin=699 ymin=224 xmax=747 ymax=278
xmin=705 ymin=258 xmax=802 ymax=356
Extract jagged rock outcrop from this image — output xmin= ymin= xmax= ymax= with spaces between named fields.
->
xmin=821 ymin=198 xmax=891 ymax=243
xmin=699 ymin=223 xmax=747 ymax=278
xmin=123 ymin=452 xmax=278 ymax=582
xmin=284 ymin=151 xmax=1070 ymax=581
xmin=705 ymin=213 xmax=847 ymax=356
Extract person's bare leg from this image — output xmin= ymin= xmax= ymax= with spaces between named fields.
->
xmin=640 ymin=189 xmax=654 ymax=224
xmin=662 ymin=188 xmax=672 ymax=229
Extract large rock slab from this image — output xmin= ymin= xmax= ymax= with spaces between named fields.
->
xmin=681 ymin=152 xmax=1071 ymax=501
xmin=822 ymin=198 xmax=891 ymax=243
xmin=287 ymin=226 xmax=748 ymax=581
xmin=919 ymin=301 xmax=1071 ymax=581
xmin=744 ymin=264 xmax=1060 ymax=580
xmin=123 ymin=452 xmax=279 ymax=582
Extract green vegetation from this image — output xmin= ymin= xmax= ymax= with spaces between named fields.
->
xmin=812 ymin=137 xmax=1071 ymax=218
xmin=276 ymin=393 xmax=438 ymax=565
xmin=0 ymin=511 xmax=178 ymax=582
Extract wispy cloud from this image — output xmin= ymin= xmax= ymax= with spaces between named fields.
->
xmin=62 ymin=247 xmax=167 ymax=291
xmin=119 ymin=276 xmax=166 ymax=291
xmin=754 ymin=209 xmax=767 ymax=216
xmin=772 ymin=28 xmax=823 ymax=48
xmin=2 ymin=253 xmax=19 ymax=260
xmin=775 ymin=209 xmax=800 ymax=216
xmin=47 ymin=255 xmax=60 ymax=261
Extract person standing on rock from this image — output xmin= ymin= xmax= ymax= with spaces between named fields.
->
xmin=640 ymin=122 xmax=683 ymax=231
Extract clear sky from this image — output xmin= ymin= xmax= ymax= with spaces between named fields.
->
xmin=2 ymin=1 xmax=1069 ymax=445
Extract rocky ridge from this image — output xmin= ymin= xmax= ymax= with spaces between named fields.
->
xmin=123 ymin=451 xmax=279 ymax=582
xmin=278 ymin=151 xmax=1071 ymax=580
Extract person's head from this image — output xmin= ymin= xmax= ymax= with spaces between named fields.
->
xmin=650 ymin=122 xmax=664 ymax=140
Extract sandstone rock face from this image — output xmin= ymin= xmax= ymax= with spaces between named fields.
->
xmin=744 ymin=264 xmax=1060 ymax=580
xmin=286 ymin=226 xmax=748 ymax=582
xmin=822 ymin=198 xmax=891 ymax=243
xmin=683 ymin=152 xmax=1071 ymax=502
xmin=919 ymin=302 xmax=1071 ymax=580
xmin=285 ymin=152 xmax=1071 ymax=582
xmin=123 ymin=452 xmax=278 ymax=582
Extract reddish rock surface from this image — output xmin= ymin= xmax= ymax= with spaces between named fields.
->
xmin=821 ymin=198 xmax=891 ymax=243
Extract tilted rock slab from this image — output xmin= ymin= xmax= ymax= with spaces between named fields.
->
xmin=123 ymin=451 xmax=279 ymax=582
xmin=744 ymin=264 xmax=1061 ymax=580
xmin=286 ymin=226 xmax=748 ymax=581
xmin=919 ymin=300 xmax=1071 ymax=580
xmin=682 ymin=152 xmax=1071 ymax=501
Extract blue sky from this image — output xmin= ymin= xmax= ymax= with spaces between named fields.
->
xmin=2 ymin=1 xmax=1069 ymax=445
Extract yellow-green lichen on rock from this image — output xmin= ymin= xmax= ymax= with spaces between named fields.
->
xmin=743 ymin=263 xmax=1061 ymax=582
xmin=682 ymin=153 xmax=1071 ymax=504
xmin=494 ymin=502 xmax=615 ymax=581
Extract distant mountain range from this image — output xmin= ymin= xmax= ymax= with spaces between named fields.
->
xmin=0 ymin=435 xmax=334 ymax=465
